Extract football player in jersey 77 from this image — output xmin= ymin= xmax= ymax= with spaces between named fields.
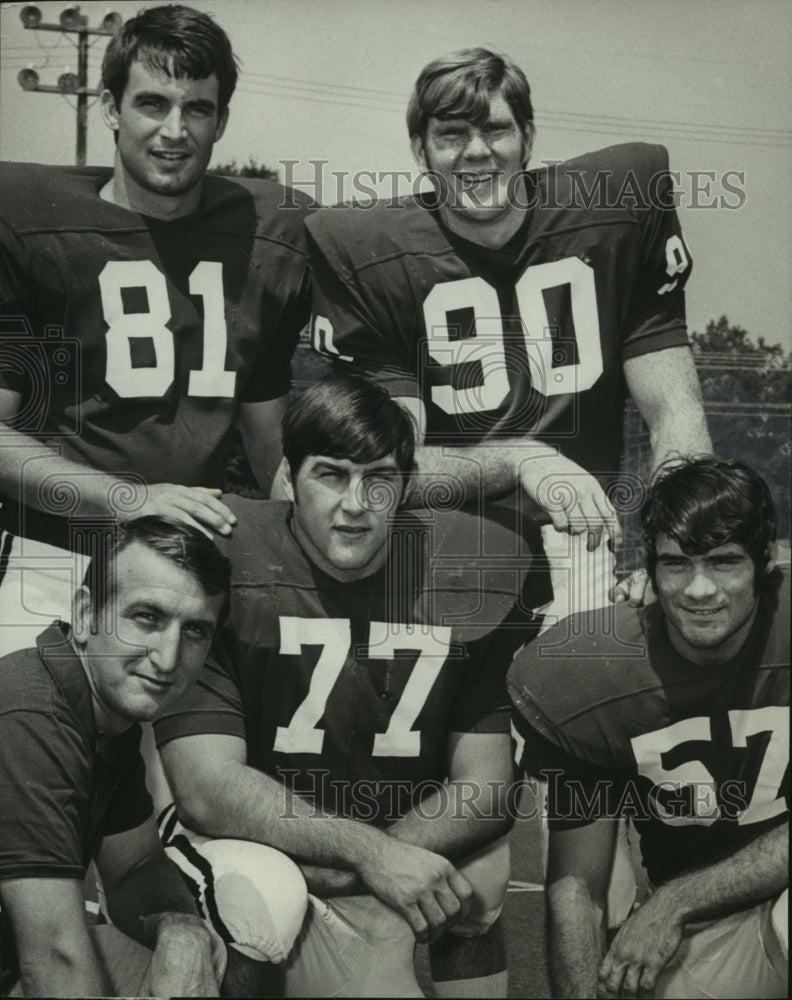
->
xmin=509 ymin=456 xmax=789 ymax=998
xmin=0 ymin=4 xmax=312 ymax=657
xmin=152 ymin=374 xmax=548 ymax=997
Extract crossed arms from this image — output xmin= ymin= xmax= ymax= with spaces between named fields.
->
xmin=161 ymin=727 xmax=514 ymax=944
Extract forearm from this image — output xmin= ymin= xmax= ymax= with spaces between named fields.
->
xmin=388 ymin=780 xmax=513 ymax=859
xmin=406 ymin=438 xmax=555 ymax=512
xmin=547 ymin=876 xmax=606 ymax=999
xmin=0 ymin=424 xmax=123 ymax=517
xmin=646 ymin=409 xmax=711 ymax=474
xmin=17 ymin=931 xmax=110 ymax=998
xmin=172 ymin=758 xmax=389 ymax=877
xmin=298 ymin=863 xmax=365 ymax=897
xmin=652 ymin=821 xmax=788 ymax=926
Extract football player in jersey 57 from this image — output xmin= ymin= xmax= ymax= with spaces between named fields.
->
xmin=0 ymin=4 xmax=312 ymax=656
xmin=509 ymin=457 xmax=789 ymax=999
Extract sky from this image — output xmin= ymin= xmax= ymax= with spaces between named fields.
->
xmin=1 ymin=0 xmax=791 ymax=348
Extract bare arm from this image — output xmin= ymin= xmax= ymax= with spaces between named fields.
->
xmin=0 ymin=877 xmax=110 ymax=997
xmin=238 ymin=397 xmax=289 ymax=496
xmin=161 ymin=733 xmax=472 ymax=942
xmin=97 ymin=816 xmax=224 ymax=997
xmin=546 ymin=820 xmax=617 ymax=999
xmin=624 ymin=346 xmax=711 ymax=475
xmin=304 ymin=731 xmax=514 ymax=899
xmin=397 ymin=396 xmax=621 ymax=550
xmin=598 ymin=820 xmax=788 ymax=999
xmin=0 ymin=387 xmax=236 ymax=537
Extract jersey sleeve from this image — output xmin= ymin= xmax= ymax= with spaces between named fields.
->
xmin=240 ymin=257 xmax=311 ymax=404
xmin=0 ymin=711 xmax=90 ymax=880
xmin=446 ymin=631 xmax=513 ymax=734
xmin=511 ymin=705 xmax=611 ymax=831
xmin=153 ymin=652 xmax=247 ymax=748
xmin=307 ymin=222 xmax=422 ymax=401
xmin=102 ymin=730 xmax=153 ymax=837
xmin=0 ymin=220 xmax=36 ymax=395
xmin=622 ymin=146 xmax=693 ymax=361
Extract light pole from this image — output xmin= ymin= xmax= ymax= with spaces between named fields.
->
xmin=17 ymin=5 xmax=123 ymax=166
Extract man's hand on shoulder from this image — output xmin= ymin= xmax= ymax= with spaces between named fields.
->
xmin=596 ymin=891 xmax=683 ymax=999
xmin=143 ymin=911 xmax=226 ymax=997
xmin=131 ymin=484 xmax=237 ymax=538
xmin=519 ymin=449 xmax=622 ymax=551
xmin=357 ymin=835 xmax=473 ymax=944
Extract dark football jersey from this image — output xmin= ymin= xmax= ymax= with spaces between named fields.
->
xmin=508 ymin=568 xmax=790 ymax=886
xmin=0 ymin=163 xmax=312 ymax=545
xmin=156 ymin=498 xmax=546 ymax=824
xmin=307 ymin=143 xmax=691 ymax=484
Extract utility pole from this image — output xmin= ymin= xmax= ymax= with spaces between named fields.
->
xmin=17 ymin=5 xmax=123 ymax=166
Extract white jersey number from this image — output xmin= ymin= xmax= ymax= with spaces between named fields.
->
xmin=99 ymin=260 xmax=236 ymax=399
xmin=422 ymin=257 xmax=603 ymax=415
xmin=273 ymin=616 xmax=452 ymax=757
xmin=630 ymin=707 xmax=788 ymax=827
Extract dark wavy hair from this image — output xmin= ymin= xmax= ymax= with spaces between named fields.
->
xmin=642 ymin=456 xmax=777 ymax=586
xmin=102 ymin=4 xmax=239 ymax=115
xmin=406 ymin=47 xmax=534 ymax=139
xmin=282 ymin=374 xmax=416 ymax=491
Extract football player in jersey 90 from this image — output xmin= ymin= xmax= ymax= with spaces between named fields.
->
xmin=509 ymin=456 xmax=788 ymax=999
xmin=0 ymin=4 xmax=312 ymax=657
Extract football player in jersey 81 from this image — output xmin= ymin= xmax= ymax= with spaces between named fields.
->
xmin=508 ymin=456 xmax=789 ymax=999
xmin=153 ymin=374 xmax=545 ymax=997
xmin=0 ymin=4 xmax=312 ymax=657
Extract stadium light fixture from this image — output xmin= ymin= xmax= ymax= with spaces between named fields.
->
xmin=101 ymin=10 xmax=123 ymax=33
xmin=58 ymin=71 xmax=79 ymax=94
xmin=17 ymin=67 xmax=40 ymax=91
xmin=19 ymin=6 xmax=42 ymax=28
xmin=59 ymin=5 xmax=86 ymax=30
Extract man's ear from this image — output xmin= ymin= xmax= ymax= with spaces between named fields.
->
xmin=214 ymin=105 xmax=229 ymax=143
xmin=72 ymin=586 xmax=95 ymax=646
xmin=100 ymin=89 xmax=120 ymax=132
xmin=521 ymin=122 xmax=535 ymax=168
xmin=764 ymin=541 xmax=779 ymax=576
xmin=279 ymin=456 xmax=296 ymax=503
xmin=411 ymin=134 xmax=427 ymax=171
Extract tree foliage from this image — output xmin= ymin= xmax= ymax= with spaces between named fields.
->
xmin=691 ymin=315 xmax=791 ymax=405
xmin=210 ymin=159 xmax=278 ymax=181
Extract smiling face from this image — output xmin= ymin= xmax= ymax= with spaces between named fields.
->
xmin=101 ymin=58 xmax=228 ymax=217
xmin=286 ymin=454 xmax=404 ymax=582
xmin=73 ymin=542 xmax=224 ymax=733
xmin=654 ymin=536 xmax=772 ymax=665
xmin=412 ymin=90 xmax=532 ymax=240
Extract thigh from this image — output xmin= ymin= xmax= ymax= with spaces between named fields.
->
xmin=158 ymin=804 xmax=308 ymax=965
xmin=284 ymin=895 xmax=423 ymax=998
xmin=655 ymin=895 xmax=788 ymax=999
xmin=451 ymin=837 xmax=510 ymax=938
